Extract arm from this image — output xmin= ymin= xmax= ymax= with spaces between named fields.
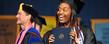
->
xmin=83 ymin=28 xmax=97 ymax=44
xmin=43 ymin=30 xmax=53 ymax=44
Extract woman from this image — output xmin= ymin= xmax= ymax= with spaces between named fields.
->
xmin=43 ymin=0 xmax=96 ymax=44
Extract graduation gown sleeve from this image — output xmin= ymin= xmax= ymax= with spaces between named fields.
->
xmin=82 ymin=26 xmax=97 ymax=44
xmin=43 ymin=30 xmax=52 ymax=44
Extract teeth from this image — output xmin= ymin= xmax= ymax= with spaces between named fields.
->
xmin=59 ymin=15 xmax=64 ymax=20
xmin=59 ymin=14 xmax=64 ymax=18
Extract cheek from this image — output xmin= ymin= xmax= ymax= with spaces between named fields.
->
xmin=20 ymin=15 xmax=24 ymax=20
xmin=65 ymin=16 xmax=71 ymax=22
xmin=65 ymin=12 xmax=71 ymax=21
xmin=20 ymin=15 xmax=26 ymax=21
xmin=57 ymin=11 xmax=60 ymax=16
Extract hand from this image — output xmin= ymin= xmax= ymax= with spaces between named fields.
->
xmin=48 ymin=34 xmax=55 ymax=43
xmin=70 ymin=30 xmax=77 ymax=39
xmin=75 ymin=37 xmax=80 ymax=44
xmin=70 ymin=30 xmax=80 ymax=44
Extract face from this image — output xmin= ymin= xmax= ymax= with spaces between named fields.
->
xmin=16 ymin=10 xmax=29 ymax=25
xmin=57 ymin=3 xmax=72 ymax=23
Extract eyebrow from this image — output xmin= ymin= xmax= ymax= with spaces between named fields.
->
xmin=18 ymin=12 xmax=22 ymax=15
xmin=58 ymin=7 xmax=69 ymax=10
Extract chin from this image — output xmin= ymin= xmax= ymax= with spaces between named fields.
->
xmin=16 ymin=21 xmax=21 ymax=25
xmin=59 ymin=21 xmax=66 ymax=23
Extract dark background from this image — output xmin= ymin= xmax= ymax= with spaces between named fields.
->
xmin=0 ymin=0 xmax=109 ymax=17
xmin=0 ymin=0 xmax=109 ymax=27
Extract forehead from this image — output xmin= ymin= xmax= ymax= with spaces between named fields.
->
xmin=59 ymin=3 xmax=71 ymax=8
xmin=18 ymin=10 xmax=27 ymax=15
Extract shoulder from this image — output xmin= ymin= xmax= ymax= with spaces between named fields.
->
xmin=43 ymin=30 xmax=52 ymax=38
xmin=23 ymin=32 xmax=42 ymax=44
xmin=25 ymin=28 xmax=42 ymax=41
xmin=80 ymin=25 xmax=97 ymax=44
xmin=27 ymin=28 xmax=41 ymax=39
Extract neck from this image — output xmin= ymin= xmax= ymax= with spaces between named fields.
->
xmin=22 ymin=21 xmax=32 ymax=30
xmin=63 ymin=21 xmax=71 ymax=28
xmin=35 ymin=24 xmax=41 ymax=32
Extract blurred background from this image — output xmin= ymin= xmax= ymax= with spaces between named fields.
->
xmin=0 ymin=0 xmax=109 ymax=44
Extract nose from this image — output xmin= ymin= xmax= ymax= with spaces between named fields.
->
xmin=57 ymin=10 xmax=63 ymax=16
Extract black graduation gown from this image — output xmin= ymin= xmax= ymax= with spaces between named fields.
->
xmin=43 ymin=26 xmax=97 ymax=44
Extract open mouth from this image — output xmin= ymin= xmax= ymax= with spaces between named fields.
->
xmin=59 ymin=14 xmax=65 ymax=21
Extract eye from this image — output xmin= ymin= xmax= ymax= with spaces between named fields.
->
xmin=58 ymin=8 xmax=61 ymax=11
xmin=63 ymin=8 xmax=68 ymax=12
xmin=18 ymin=12 xmax=22 ymax=16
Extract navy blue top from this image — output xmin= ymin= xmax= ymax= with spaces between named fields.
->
xmin=22 ymin=27 xmax=43 ymax=44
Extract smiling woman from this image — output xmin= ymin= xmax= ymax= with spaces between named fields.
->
xmin=57 ymin=2 xmax=72 ymax=25
xmin=43 ymin=0 xmax=97 ymax=44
